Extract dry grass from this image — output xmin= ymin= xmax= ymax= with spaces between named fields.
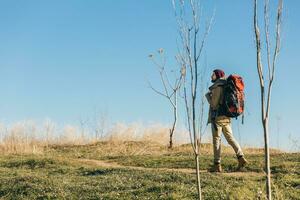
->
xmin=0 ymin=121 xmax=89 ymax=154
xmin=0 ymin=120 xmax=285 ymax=156
xmin=0 ymin=121 xmax=190 ymax=155
xmin=0 ymin=121 xmax=43 ymax=154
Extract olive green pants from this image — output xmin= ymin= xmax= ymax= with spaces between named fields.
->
xmin=212 ymin=119 xmax=244 ymax=164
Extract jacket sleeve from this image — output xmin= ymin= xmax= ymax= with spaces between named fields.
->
xmin=209 ymin=86 xmax=222 ymax=110
xmin=205 ymin=92 xmax=212 ymax=104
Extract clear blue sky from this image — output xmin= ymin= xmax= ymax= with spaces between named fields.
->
xmin=0 ymin=1 xmax=299 ymax=151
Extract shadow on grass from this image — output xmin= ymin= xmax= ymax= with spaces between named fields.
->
xmin=79 ymin=168 xmax=115 ymax=176
xmin=2 ymin=158 xmax=56 ymax=170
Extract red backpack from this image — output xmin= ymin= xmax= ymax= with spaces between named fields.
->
xmin=222 ymin=74 xmax=245 ymax=119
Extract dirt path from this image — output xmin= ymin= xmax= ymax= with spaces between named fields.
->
xmin=75 ymin=158 xmax=263 ymax=177
xmin=76 ymin=158 xmax=196 ymax=174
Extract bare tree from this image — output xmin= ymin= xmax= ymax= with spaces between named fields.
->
xmin=172 ymin=0 xmax=214 ymax=199
xmin=148 ymin=48 xmax=183 ymax=149
xmin=92 ymin=109 xmax=109 ymax=140
xmin=43 ymin=119 xmax=56 ymax=148
xmin=79 ymin=117 xmax=89 ymax=142
xmin=254 ymin=0 xmax=283 ymax=199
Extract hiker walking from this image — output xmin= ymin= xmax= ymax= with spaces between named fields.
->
xmin=206 ymin=69 xmax=248 ymax=172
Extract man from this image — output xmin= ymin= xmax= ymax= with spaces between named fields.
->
xmin=206 ymin=69 xmax=248 ymax=172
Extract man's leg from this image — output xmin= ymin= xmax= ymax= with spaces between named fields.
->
xmin=212 ymin=122 xmax=222 ymax=164
xmin=222 ymin=122 xmax=248 ymax=169
xmin=221 ymin=122 xmax=244 ymax=158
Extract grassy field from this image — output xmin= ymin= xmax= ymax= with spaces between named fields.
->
xmin=0 ymin=141 xmax=299 ymax=199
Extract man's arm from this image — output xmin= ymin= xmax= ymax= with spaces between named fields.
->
xmin=209 ymin=87 xmax=222 ymax=110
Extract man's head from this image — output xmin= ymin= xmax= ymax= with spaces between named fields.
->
xmin=211 ymin=69 xmax=225 ymax=83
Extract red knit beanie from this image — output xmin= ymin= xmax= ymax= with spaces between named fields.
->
xmin=213 ymin=69 xmax=225 ymax=79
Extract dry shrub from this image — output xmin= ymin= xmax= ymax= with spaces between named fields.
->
xmin=105 ymin=123 xmax=142 ymax=142
xmin=0 ymin=121 xmax=43 ymax=154
xmin=0 ymin=121 xmax=92 ymax=154
xmin=105 ymin=122 xmax=190 ymax=146
xmin=56 ymin=125 xmax=89 ymax=146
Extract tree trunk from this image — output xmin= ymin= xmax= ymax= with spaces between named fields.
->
xmin=169 ymin=126 xmax=174 ymax=149
xmin=263 ymin=119 xmax=272 ymax=200
xmin=169 ymin=117 xmax=176 ymax=149
xmin=169 ymin=137 xmax=173 ymax=149
xmin=195 ymin=153 xmax=202 ymax=200
xmin=169 ymin=93 xmax=178 ymax=149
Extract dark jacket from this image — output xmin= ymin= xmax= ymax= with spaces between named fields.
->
xmin=206 ymin=78 xmax=229 ymax=124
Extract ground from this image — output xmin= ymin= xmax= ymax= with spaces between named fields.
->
xmin=0 ymin=141 xmax=299 ymax=199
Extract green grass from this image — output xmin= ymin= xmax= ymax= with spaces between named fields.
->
xmin=0 ymin=142 xmax=299 ymax=199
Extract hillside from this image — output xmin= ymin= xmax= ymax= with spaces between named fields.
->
xmin=0 ymin=141 xmax=299 ymax=199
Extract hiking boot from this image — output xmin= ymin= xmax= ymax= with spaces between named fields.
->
xmin=237 ymin=156 xmax=248 ymax=170
xmin=209 ymin=163 xmax=222 ymax=173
